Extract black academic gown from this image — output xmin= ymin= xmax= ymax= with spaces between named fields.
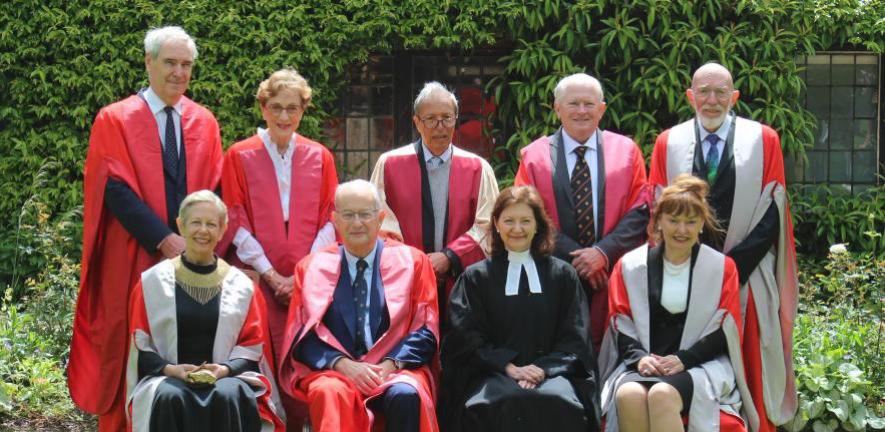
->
xmin=439 ymin=254 xmax=600 ymax=432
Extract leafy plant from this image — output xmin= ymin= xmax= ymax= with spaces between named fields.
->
xmin=790 ymin=184 xmax=885 ymax=259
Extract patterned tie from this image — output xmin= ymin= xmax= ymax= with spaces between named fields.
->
xmin=163 ymin=106 xmax=179 ymax=176
xmin=704 ymin=134 xmax=720 ymax=184
xmin=570 ymin=146 xmax=595 ymax=247
xmin=352 ymin=259 xmax=370 ymax=357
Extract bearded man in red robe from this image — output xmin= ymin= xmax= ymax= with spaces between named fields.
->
xmin=68 ymin=26 xmax=223 ymax=431
xmin=514 ymin=73 xmax=650 ymax=351
xmin=648 ymin=62 xmax=799 ymax=431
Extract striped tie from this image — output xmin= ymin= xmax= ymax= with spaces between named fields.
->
xmin=705 ymin=134 xmax=720 ymax=184
xmin=570 ymin=146 xmax=595 ymax=246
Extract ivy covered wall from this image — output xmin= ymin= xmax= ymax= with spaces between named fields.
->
xmin=1 ymin=0 xmax=882 ymax=284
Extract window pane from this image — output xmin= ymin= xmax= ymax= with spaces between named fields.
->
xmin=854 ymin=119 xmax=876 ymax=150
xmin=852 ymin=151 xmax=876 ymax=182
xmin=323 ymin=117 xmax=345 ymax=150
xmin=806 ymin=86 xmax=830 ymax=117
xmin=813 ymin=118 xmax=829 ymax=150
xmin=807 ymin=151 xmax=828 ymax=183
xmin=347 ymin=86 xmax=370 ymax=116
xmin=854 ymin=87 xmax=877 ymax=118
xmin=345 ymin=151 xmax=370 ymax=180
xmin=831 ymin=55 xmax=854 ymax=85
xmin=370 ymin=117 xmax=395 ymax=150
xmin=830 ymin=119 xmax=852 ymax=149
xmin=346 ymin=118 xmax=368 ymax=150
xmin=830 ymin=86 xmax=853 ymax=118
xmin=829 ymin=151 xmax=851 ymax=182
xmin=784 ymin=154 xmax=804 ymax=183
xmin=414 ymin=56 xmax=437 ymax=83
xmin=372 ymin=86 xmax=393 ymax=115
xmin=806 ymin=55 xmax=830 ymax=86
xmin=855 ymin=56 xmax=878 ymax=85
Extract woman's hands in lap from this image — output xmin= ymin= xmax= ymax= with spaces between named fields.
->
xmin=505 ymin=363 xmax=545 ymax=389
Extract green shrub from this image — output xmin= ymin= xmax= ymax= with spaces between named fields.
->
xmin=785 ymin=249 xmax=884 ymax=431
xmin=790 ymin=184 xmax=885 ymax=259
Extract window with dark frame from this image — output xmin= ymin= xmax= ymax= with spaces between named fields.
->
xmin=791 ymin=53 xmax=882 ymax=194
xmin=325 ymin=52 xmax=506 ymax=180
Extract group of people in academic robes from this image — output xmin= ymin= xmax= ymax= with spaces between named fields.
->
xmin=68 ymin=25 xmax=798 ymax=432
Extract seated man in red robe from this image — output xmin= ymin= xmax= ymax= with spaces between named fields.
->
xmin=515 ymin=73 xmax=650 ymax=350
xmin=278 ymin=180 xmax=440 ymax=432
xmin=370 ymin=82 xmax=498 ymax=331
xmin=68 ymin=26 xmax=223 ymax=431
xmin=649 ymin=62 xmax=799 ymax=431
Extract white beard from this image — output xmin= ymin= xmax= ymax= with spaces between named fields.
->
xmin=697 ymin=111 xmax=728 ymax=132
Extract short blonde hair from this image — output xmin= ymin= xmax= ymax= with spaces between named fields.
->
xmin=178 ymin=190 xmax=228 ymax=225
xmin=256 ymin=69 xmax=312 ymax=108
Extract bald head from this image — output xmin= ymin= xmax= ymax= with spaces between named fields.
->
xmin=687 ymin=62 xmax=740 ymax=132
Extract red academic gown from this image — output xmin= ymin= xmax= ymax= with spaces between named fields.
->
xmin=600 ymin=244 xmax=753 ymax=431
xmin=68 ymin=95 xmax=222 ymax=431
xmin=649 ymin=117 xmax=799 ymax=431
xmin=370 ymin=141 xmax=498 ymax=302
xmin=125 ymin=258 xmax=284 ymax=432
xmin=278 ymin=240 xmax=440 ymax=432
xmin=515 ymin=128 xmax=650 ymax=349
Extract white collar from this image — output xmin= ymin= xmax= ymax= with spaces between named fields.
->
xmin=143 ymin=87 xmax=183 ymax=116
xmin=505 ymin=249 xmax=543 ymax=296
xmin=697 ymin=113 xmax=732 ymax=143
xmin=562 ymin=129 xmax=598 ymax=155
xmin=421 ymin=143 xmax=453 ymax=163
xmin=258 ymin=127 xmax=296 ymax=159
xmin=343 ymin=242 xmax=379 ymax=275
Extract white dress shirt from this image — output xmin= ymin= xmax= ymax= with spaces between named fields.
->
xmin=661 ymin=258 xmax=690 ymax=314
xmin=562 ymin=130 xmax=600 ymax=225
xmin=142 ymin=87 xmax=183 ymax=154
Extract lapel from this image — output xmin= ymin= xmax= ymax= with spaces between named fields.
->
xmin=332 ymin=247 xmax=357 ymax=343
xmin=596 ymin=131 xmax=607 ymax=238
xmin=414 ymin=140 xmax=435 ymax=252
xmin=550 ymin=129 xmax=578 ymax=239
xmin=368 ymin=240 xmax=387 ymax=339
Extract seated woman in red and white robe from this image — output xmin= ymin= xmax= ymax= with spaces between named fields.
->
xmin=598 ymin=174 xmax=757 ymax=432
xmin=126 ymin=191 xmax=284 ymax=432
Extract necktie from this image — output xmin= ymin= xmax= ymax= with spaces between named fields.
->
xmin=352 ymin=259 xmax=370 ymax=357
xmin=163 ymin=106 xmax=179 ymax=175
xmin=570 ymin=146 xmax=595 ymax=247
xmin=704 ymin=134 xmax=720 ymax=184
xmin=428 ymin=156 xmax=443 ymax=170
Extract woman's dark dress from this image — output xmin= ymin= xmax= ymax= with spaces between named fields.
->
xmin=440 ymin=255 xmax=600 ymax=432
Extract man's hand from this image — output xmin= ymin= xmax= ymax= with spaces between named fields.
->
xmin=652 ymin=354 xmax=685 ymax=376
xmin=427 ymin=252 xmax=451 ymax=276
xmin=158 ymin=233 xmax=186 ymax=259
xmin=504 ymin=363 xmax=545 ymax=385
xmin=334 ymin=358 xmax=385 ymax=395
xmin=262 ymin=269 xmax=295 ymax=305
xmin=377 ymin=359 xmax=398 ymax=380
xmin=570 ymin=247 xmax=608 ymax=290
xmin=162 ymin=363 xmax=198 ymax=381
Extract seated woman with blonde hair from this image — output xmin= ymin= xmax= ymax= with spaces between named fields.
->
xmin=126 ymin=190 xmax=284 ymax=431
xmin=598 ymin=174 xmax=757 ymax=432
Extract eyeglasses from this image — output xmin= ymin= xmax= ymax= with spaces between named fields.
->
xmin=420 ymin=116 xmax=457 ymax=129
xmin=692 ymin=88 xmax=735 ymax=101
xmin=338 ymin=209 xmax=378 ymax=222
xmin=266 ymin=104 xmax=304 ymax=116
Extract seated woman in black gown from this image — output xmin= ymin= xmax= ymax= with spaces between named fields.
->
xmin=440 ymin=185 xmax=600 ymax=432
xmin=598 ymin=174 xmax=755 ymax=432
xmin=125 ymin=190 xmax=285 ymax=431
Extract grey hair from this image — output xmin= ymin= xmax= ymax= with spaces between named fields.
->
xmin=413 ymin=81 xmax=459 ymax=115
xmin=144 ymin=26 xmax=198 ymax=59
xmin=335 ymin=179 xmax=383 ymax=210
xmin=553 ymin=73 xmax=604 ymax=103
xmin=179 ymin=190 xmax=227 ymax=224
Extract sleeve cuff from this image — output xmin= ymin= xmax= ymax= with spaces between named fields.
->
xmin=443 ymin=247 xmax=463 ymax=275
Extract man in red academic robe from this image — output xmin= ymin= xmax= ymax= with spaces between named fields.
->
xmin=514 ymin=73 xmax=650 ymax=350
xmin=370 ymin=82 xmax=498 ymax=328
xmin=67 ymin=26 xmax=223 ymax=431
xmin=279 ymin=180 xmax=440 ymax=432
xmin=648 ymin=62 xmax=799 ymax=431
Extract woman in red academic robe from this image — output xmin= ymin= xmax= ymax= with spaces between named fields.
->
xmin=598 ymin=174 xmax=757 ymax=432
xmin=126 ymin=191 xmax=284 ymax=432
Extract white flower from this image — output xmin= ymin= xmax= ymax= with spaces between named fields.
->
xmin=829 ymin=243 xmax=848 ymax=255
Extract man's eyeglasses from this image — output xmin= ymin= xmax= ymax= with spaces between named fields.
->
xmin=420 ymin=116 xmax=457 ymax=129
xmin=266 ymin=104 xmax=304 ymax=116
xmin=692 ymin=88 xmax=734 ymax=101
xmin=338 ymin=209 xmax=378 ymax=222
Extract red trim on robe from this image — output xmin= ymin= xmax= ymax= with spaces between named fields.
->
xmin=515 ymin=130 xmax=650 ymax=346
xmin=68 ymin=95 xmax=222 ymax=415
xmin=649 ymin=123 xmax=799 ymax=429
xmin=218 ymin=134 xmax=337 ymax=363
xmin=279 ymin=240 xmax=440 ymax=432
xmin=126 ymin=275 xmax=285 ymax=431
